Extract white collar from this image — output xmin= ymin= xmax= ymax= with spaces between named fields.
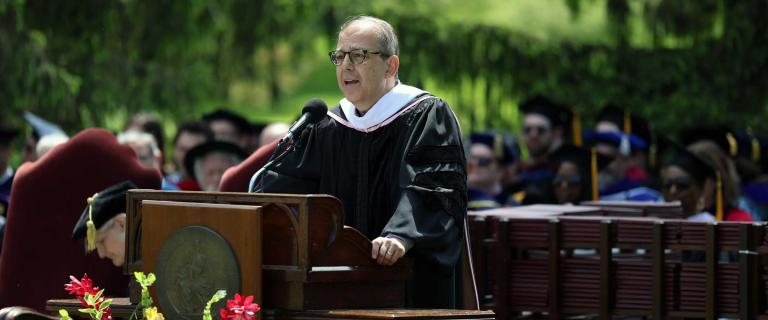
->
xmin=339 ymin=83 xmax=426 ymax=130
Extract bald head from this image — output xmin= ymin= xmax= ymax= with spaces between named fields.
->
xmin=259 ymin=122 xmax=291 ymax=147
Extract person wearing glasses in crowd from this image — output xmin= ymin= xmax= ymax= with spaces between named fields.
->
xmin=467 ymin=132 xmax=520 ymax=210
xmin=514 ymin=95 xmax=573 ymax=204
xmin=550 ymin=144 xmax=612 ymax=205
xmin=261 ymin=16 xmax=467 ymax=308
xmin=661 ymin=140 xmax=751 ymax=222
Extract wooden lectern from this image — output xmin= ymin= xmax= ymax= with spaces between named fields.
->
xmin=125 ymin=191 xmax=412 ymax=312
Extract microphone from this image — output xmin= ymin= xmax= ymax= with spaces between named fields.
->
xmin=281 ymin=99 xmax=328 ymax=145
xmin=248 ymin=99 xmax=328 ymax=192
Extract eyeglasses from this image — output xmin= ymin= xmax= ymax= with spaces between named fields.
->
xmin=329 ymin=49 xmax=383 ymax=66
xmin=523 ymin=125 xmax=550 ymax=135
xmin=662 ymin=177 xmax=693 ymax=191
xmin=471 ymin=156 xmax=495 ymax=167
xmin=553 ymin=175 xmax=581 ymax=186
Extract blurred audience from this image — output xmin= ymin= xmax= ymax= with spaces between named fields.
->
xmin=166 ymin=121 xmax=214 ymax=190
xmin=467 ymin=132 xmax=519 ymax=210
xmin=258 ymin=122 xmax=290 ymax=147
xmin=202 ymin=109 xmax=251 ymax=149
xmin=184 ymin=141 xmax=247 ymax=192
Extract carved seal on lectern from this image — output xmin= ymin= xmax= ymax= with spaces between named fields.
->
xmin=155 ymin=226 xmax=240 ymax=320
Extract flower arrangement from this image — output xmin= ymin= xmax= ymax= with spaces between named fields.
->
xmin=63 ymin=274 xmax=112 ymax=320
xmin=60 ymin=273 xmax=260 ymax=320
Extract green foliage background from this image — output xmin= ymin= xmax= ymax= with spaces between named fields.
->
xmin=2 ymin=0 xmax=767 ymax=159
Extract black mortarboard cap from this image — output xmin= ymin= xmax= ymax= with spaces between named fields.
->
xmin=661 ymin=138 xmax=716 ymax=185
xmin=551 ymin=144 xmax=613 ymax=171
xmin=469 ymin=132 xmax=519 ymax=164
xmin=679 ymin=126 xmax=738 ymax=158
xmin=72 ymin=181 xmax=137 ymax=242
xmin=183 ymin=141 xmax=248 ymax=181
xmin=519 ymin=95 xmax=571 ymax=128
xmin=732 ymin=129 xmax=762 ymax=162
xmin=595 ymin=105 xmax=652 ymax=147
xmin=202 ymin=109 xmax=252 ymax=136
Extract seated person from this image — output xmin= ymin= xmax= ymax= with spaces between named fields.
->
xmin=72 ymin=181 xmax=135 ymax=267
xmin=515 ymin=95 xmax=572 ymax=204
xmin=184 ymin=141 xmax=247 ymax=192
xmin=550 ymin=145 xmax=611 ymax=205
xmin=661 ymin=141 xmax=751 ymax=221
xmin=467 ymin=132 xmax=519 ymax=210
xmin=585 ymin=106 xmax=662 ymax=202
xmin=0 ymin=128 xmax=160 ymax=312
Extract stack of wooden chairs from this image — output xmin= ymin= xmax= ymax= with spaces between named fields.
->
xmin=469 ymin=201 xmax=767 ymax=319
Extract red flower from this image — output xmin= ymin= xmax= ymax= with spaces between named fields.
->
xmin=64 ymin=274 xmax=112 ymax=320
xmin=64 ymin=274 xmax=99 ymax=297
xmin=219 ymin=294 xmax=260 ymax=320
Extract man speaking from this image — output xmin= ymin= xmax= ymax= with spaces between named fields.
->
xmin=261 ymin=15 xmax=467 ymax=308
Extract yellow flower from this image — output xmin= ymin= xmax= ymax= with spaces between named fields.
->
xmin=144 ymin=307 xmax=165 ymax=320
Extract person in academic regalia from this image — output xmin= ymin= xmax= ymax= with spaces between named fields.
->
xmin=660 ymin=140 xmax=751 ymax=222
xmin=467 ymin=132 xmax=519 ymax=210
xmin=550 ymin=144 xmax=612 ymax=205
xmin=661 ymin=141 xmax=718 ymax=221
xmin=71 ymin=181 xmax=136 ymax=267
xmin=681 ymin=126 xmax=763 ymax=221
xmin=586 ymin=105 xmax=662 ymax=202
xmin=184 ymin=141 xmax=247 ymax=192
xmin=261 ymin=15 xmax=466 ymax=308
xmin=166 ymin=121 xmax=214 ymax=190
xmin=0 ymin=128 xmax=161 ymax=312
xmin=202 ymin=109 xmax=252 ymax=150
xmin=687 ymin=140 xmax=753 ymax=222
xmin=515 ymin=95 xmax=573 ymax=204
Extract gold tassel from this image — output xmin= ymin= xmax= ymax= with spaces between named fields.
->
xmin=493 ymin=133 xmax=503 ymax=160
xmin=86 ymin=193 xmax=99 ymax=252
xmin=715 ymin=172 xmax=724 ymax=221
xmin=572 ymin=111 xmax=582 ymax=147
xmin=623 ymin=109 xmax=632 ymax=135
xmin=726 ymin=133 xmax=738 ymax=157
xmin=591 ymin=148 xmax=599 ymax=201
xmin=748 ymin=127 xmax=760 ymax=162
xmin=649 ymin=134 xmax=658 ymax=169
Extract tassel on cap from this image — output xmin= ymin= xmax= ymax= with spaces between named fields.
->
xmin=572 ymin=111 xmax=582 ymax=147
xmin=726 ymin=133 xmax=738 ymax=157
xmin=86 ymin=193 xmax=99 ymax=252
xmin=493 ymin=133 xmax=503 ymax=160
xmin=748 ymin=128 xmax=761 ymax=163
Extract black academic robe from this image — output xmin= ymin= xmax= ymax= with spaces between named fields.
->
xmin=261 ymin=93 xmax=467 ymax=308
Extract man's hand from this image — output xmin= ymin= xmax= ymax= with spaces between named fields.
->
xmin=371 ymin=237 xmax=406 ymax=266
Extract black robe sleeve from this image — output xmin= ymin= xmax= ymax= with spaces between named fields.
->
xmin=382 ymin=98 xmax=467 ymax=273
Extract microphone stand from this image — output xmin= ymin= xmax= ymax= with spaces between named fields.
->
xmin=248 ymin=138 xmax=296 ymax=193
